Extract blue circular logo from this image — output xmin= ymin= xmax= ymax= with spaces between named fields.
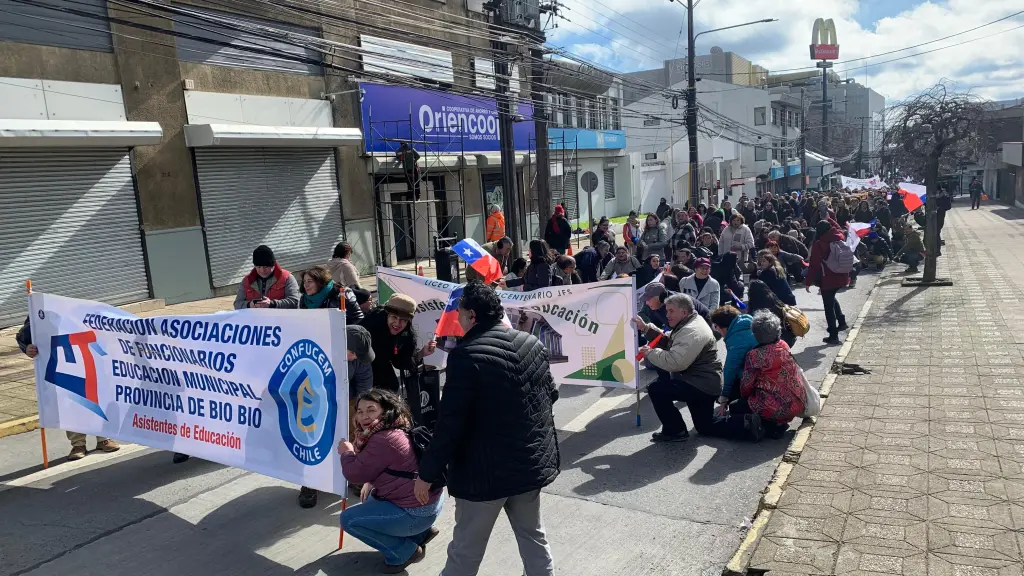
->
xmin=268 ymin=339 xmax=338 ymax=466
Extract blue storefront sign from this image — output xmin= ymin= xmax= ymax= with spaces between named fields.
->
xmin=771 ymin=163 xmax=802 ymax=179
xmin=360 ymin=83 xmax=535 ymax=154
xmin=547 ymin=127 xmax=626 ymax=150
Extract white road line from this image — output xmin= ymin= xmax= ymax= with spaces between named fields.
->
xmin=558 ymin=393 xmax=636 ymax=441
xmin=1 ymin=443 xmax=148 ymax=489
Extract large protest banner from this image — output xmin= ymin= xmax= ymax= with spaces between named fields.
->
xmin=28 ymin=293 xmax=349 ymax=494
xmin=376 ymin=268 xmax=639 ymax=389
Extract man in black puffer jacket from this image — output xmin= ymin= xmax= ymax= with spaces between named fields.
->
xmin=415 ymin=282 xmax=558 ymax=576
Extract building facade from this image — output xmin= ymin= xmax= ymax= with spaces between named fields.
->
xmin=0 ymin=0 xmax=631 ymax=326
xmin=623 ymin=46 xmax=769 ymax=105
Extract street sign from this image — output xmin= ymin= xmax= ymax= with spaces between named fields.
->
xmin=810 ymin=18 xmax=839 ymax=60
xmin=580 ymin=171 xmax=599 ymax=194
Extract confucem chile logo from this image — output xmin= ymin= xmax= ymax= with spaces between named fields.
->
xmin=45 ymin=331 xmax=109 ymax=420
xmin=269 ymin=339 xmax=338 ymax=466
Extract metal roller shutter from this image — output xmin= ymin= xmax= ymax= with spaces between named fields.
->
xmin=195 ymin=148 xmax=344 ymax=288
xmin=0 ymin=148 xmax=149 ymax=327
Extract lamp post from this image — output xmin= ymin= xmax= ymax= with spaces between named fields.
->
xmin=667 ymin=2 xmax=776 ymax=205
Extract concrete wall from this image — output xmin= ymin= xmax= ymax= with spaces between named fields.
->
xmin=0 ymin=41 xmax=118 ymax=84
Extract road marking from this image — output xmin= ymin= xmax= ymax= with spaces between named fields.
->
xmin=1 ymin=443 xmax=148 ymax=489
xmin=558 ymin=393 xmax=636 ymax=440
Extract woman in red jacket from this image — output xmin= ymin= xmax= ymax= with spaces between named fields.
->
xmin=805 ymin=218 xmax=850 ymax=345
xmin=338 ymin=389 xmax=445 ymax=573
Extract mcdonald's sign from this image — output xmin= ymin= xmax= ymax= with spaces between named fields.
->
xmin=810 ymin=18 xmax=839 ymax=60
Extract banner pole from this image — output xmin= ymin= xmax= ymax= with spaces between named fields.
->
xmin=632 ymin=277 xmax=641 ymax=428
xmin=26 ymin=280 xmax=48 ymax=469
xmin=338 ymin=498 xmax=348 ymax=549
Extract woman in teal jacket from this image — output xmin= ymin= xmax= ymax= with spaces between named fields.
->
xmin=710 ymin=306 xmax=758 ymax=407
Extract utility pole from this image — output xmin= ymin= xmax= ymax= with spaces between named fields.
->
xmin=530 ymin=46 xmax=552 ymax=230
xmin=685 ymin=0 xmax=699 ymax=206
xmin=800 ymin=88 xmax=807 ymax=192
xmin=490 ymin=1 xmax=521 ymax=256
xmin=855 ymin=116 xmax=866 ymax=177
xmin=820 ymin=65 xmax=829 ymax=157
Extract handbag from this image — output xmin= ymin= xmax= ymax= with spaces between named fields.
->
xmin=783 ymin=305 xmax=810 ymax=337
xmin=401 ymin=364 xmax=441 ymax=431
xmin=800 ymin=368 xmax=821 ymax=417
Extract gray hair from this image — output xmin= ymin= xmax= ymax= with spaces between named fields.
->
xmin=751 ymin=310 xmax=782 ymax=345
xmin=664 ymin=293 xmax=694 ymax=315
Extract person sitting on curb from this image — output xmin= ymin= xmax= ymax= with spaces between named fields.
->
xmin=601 ymin=245 xmax=642 ymax=280
xmin=17 ymin=317 xmax=120 ymax=461
xmin=894 ymin=222 xmax=925 ymax=274
xmin=233 ymin=244 xmax=300 ymax=310
xmin=633 ymin=294 xmax=723 ymax=442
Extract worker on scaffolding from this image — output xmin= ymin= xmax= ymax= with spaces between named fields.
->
xmin=396 ymin=141 xmax=421 ymax=199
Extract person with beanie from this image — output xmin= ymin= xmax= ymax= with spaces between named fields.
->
xmin=360 ymin=294 xmax=436 ymax=394
xmin=544 ymin=205 xmax=572 ymax=254
xmin=298 ymin=324 xmax=377 ymax=509
xmin=233 ymin=245 xmax=300 ymax=311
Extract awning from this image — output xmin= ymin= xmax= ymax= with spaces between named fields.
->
xmin=0 ymin=119 xmax=163 ymax=148
xmin=473 ymin=153 xmax=529 ymax=167
xmin=184 ymin=124 xmax=362 ymax=147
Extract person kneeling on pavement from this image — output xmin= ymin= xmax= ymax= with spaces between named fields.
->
xmin=17 ymin=318 xmax=120 ymax=460
xmin=710 ymin=306 xmax=758 ymax=408
xmin=634 ymin=294 xmax=723 ymax=442
xmin=709 ymin=311 xmax=807 ymax=441
xmin=338 ymin=389 xmax=444 ymax=573
xmin=298 ymin=325 xmax=375 ymax=509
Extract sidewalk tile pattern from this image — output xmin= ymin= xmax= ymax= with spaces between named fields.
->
xmin=750 ymin=206 xmax=1024 ymax=576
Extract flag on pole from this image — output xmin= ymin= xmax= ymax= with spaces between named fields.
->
xmin=453 ymin=238 xmax=503 ymax=284
xmin=899 ymin=182 xmax=927 ymax=212
xmin=435 ymin=286 xmax=465 ymax=338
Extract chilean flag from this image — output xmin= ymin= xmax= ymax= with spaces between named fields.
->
xmin=453 ymin=238 xmax=503 ymax=284
xmin=848 ymin=218 xmax=876 ymax=239
xmin=435 ymin=286 xmax=465 ymax=338
xmin=899 ymin=182 xmax=927 ymax=212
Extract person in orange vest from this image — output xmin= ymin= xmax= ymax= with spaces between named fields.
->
xmin=485 ymin=205 xmax=506 ymax=242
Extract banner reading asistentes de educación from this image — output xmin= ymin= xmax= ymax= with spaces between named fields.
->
xmin=376 ymin=268 xmax=639 ymax=389
xmin=28 ymin=293 xmax=349 ymax=495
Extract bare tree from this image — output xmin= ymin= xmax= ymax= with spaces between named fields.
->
xmin=879 ymin=83 xmax=988 ymax=283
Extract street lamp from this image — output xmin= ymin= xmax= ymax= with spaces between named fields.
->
xmin=667 ymin=0 xmax=776 ymax=205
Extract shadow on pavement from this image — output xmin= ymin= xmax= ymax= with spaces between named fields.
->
xmin=0 ymin=451 xmax=339 ymax=576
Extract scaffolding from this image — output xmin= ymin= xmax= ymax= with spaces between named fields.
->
xmin=367 ymin=108 xmax=467 ymax=272
xmin=526 ymin=133 xmax=579 ymax=240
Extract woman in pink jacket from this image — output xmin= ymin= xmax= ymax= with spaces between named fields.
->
xmin=338 ymin=389 xmax=445 ymax=573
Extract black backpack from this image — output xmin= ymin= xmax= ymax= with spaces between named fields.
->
xmin=384 ymin=426 xmax=447 ymax=489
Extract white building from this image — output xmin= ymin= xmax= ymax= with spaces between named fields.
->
xmin=622 ymin=78 xmax=809 ymax=213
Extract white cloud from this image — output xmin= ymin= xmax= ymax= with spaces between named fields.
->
xmin=546 ymin=0 xmax=1024 ymax=102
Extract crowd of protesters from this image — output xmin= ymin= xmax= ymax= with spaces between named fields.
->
xmin=14 ymin=183 xmax=950 ymax=574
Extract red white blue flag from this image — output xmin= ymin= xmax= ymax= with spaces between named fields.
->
xmin=435 ymin=286 xmax=465 ymax=338
xmin=899 ymin=182 xmax=926 ymax=212
xmin=453 ymin=238 xmax=503 ymax=284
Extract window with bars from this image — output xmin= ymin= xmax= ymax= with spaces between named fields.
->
xmin=588 ymin=100 xmax=599 ymax=129
xmin=597 ymin=97 xmax=609 ymax=130
xmin=603 ymin=168 xmax=615 ymax=199
xmin=558 ymin=93 xmax=571 ymax=127
xmin=610 ymin=97 xmax=621 ymax=130
xmin=771 ymin=108 xmax=779 ymax=126
xmin=575 ymin=96 xmax=586 ymax=128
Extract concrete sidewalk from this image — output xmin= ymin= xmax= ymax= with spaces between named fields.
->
xmin=747 ymin=203 xmax=1024 ymax=575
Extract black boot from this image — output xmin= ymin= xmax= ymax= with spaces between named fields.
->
xmin=298 ymin=486 xmax=318 ymax=509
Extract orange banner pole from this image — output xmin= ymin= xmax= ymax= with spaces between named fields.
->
xmin=26 ymin=280 xmax=48 ymax=469
xmin=338 ymin=498 xmax=348 ymax=549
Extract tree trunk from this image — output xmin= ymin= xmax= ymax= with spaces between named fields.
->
xmin=923 ymin=155 xmax=940 ymax=283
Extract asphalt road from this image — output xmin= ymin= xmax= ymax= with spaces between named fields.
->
xmin=0 ymin=273 xmax=876 ymax=576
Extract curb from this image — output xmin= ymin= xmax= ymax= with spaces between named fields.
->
xmin=722 ymin=277 xmax=881 ymax=576
xmin=0 ymin=415 xmax=40 ymax=439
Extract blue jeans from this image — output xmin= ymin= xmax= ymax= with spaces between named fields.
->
xmin=340 ymin=493 xmax=445 ymax=566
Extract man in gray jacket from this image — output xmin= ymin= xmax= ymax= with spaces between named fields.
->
xmin=634 ymin=294 xmax=723 ymax=442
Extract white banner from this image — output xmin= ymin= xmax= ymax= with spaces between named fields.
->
xmin=840 ymin=175 xmax=887 ymax=190
xmin=28 ymin=293 xmax=349 ymax=495
xmin=376 ymin=268 xmax=640 ymax=389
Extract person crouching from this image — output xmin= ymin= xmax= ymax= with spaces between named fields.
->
xmin=338 ymin=389 xmax=445 ymax=573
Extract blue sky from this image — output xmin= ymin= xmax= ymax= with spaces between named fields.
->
xmin=547 ymin=0 xmax=1024 ymax=102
